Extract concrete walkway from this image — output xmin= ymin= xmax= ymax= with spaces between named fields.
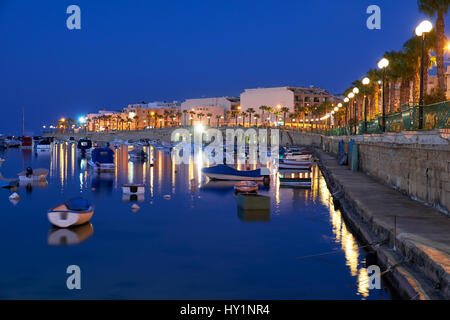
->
xmin=315 ymin=149 xmax=450 ymax=299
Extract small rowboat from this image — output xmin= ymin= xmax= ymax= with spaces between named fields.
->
xmin=88 ymin=148 xmax=116 ymax=172
xmin=48 ymin=198 xmax=94 ymax=228
xmin=18 ymin=168 xmax=49 ymax=182
xmin=234 ymin=181 xmax=258 ymax=193
xmin=122 ymin=183 xmax=145 ymax=195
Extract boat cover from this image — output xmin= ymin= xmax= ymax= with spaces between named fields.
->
xmin=65 ymin=197 xmax=91 ymax=211
xmin=92 ymin=148 xmax=114 ymax=164
xmin=202 ymin=165 xmax=263 ymax=178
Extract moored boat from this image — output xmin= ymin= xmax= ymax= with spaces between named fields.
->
xmin=202 ymin=164 xmax=270 ymax=183
xmin=279 ymin=170 xmax=312 ymax=188
xmin=88 ymin=148 xmax=116 ymax=172
xmin=122 ymin=183 xmax=145 ymax=195
xmin=128 ymin=148 xmax=148 ymax=160
xmin=236 ymin=193 xmax=271 ymax=210
xmin=21 ymin=136 xmax=33 ymax=149
xmin=36 ymin=138 xmax=52 ymax=152
xmin=47 ymin=198 xmax=94 ymax=228
xmin=278 ymin=159 xmax=312 ymax=170
xmin=18 ymin=167 xmax=49 ymax=182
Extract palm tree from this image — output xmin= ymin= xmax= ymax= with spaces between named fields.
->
xmin=226 ymin=110 xmax=233 ymax=126
xmin=175 ymin=112 xmax=182 ymax=127
xmin=189 ymin=111 xmax=195 ymax=127
xmin=267 ymin=107 xmax=274 ymax=127
xmin=182 ymin=110 xmax=188 ymax=126
xmin=280 ymin=107 xmax=290 ymax=128
xmin=163 ymin=110 xmax=171 ymax=127
xmin=418 ymin=0 xmax=449 ymax=92
xmin=206 ymin=113 xmax=213 ymax=126
xmin=197 ymin=112 xmax=205 ymax=125
xmin=254 ymin=114 xmax=260 ymax=127
xmin=133 ymin=115 xmax=139 ymax=130
xmin=215 ymin=115 xmax=221 ymax=127
xmin=247 ymin=108 xmax=255 ymax=126
xmin=259 ymin=106 xmax=267 ymax=127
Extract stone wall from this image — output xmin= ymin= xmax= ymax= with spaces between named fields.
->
xmin=322 ymin=129 xmax=450 ymax=214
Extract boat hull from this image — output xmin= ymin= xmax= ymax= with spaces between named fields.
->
xmin=204 ymin=173 xmax=265 ymax=181
xmin=18 ymin=168 xmax=49 ymax=182
xmin=122 ymin=184 xmax=145 ymax=195
xmin=47 ymin=204 xmax=94 ymax=228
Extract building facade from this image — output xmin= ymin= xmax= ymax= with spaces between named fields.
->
xmin=181 ymin=97 xmax=240 ymax=126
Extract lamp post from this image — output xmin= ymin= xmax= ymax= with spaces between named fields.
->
xmin=352 ymin=87 xmax=359 ymax=134
xmin=415 ymin=20 xmax=433 ymax=129
xmin=362 ymin=77 xmax=370 ymax=133
xmin=377 ymin=57 xmax=389 ymax=132
xmin=347 ymin=93 xmax=354 ymax=135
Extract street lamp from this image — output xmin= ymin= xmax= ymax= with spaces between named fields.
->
xmin=378 ymin=57 xmax=389 ymax=132
xmin=361 ymin=77 xmax=370 ymax=133
xmin=415 ymin=20 xmax=433 ymax=129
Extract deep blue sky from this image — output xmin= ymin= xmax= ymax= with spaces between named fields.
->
xmin=0 ymin=0 xmax=448 ymax=134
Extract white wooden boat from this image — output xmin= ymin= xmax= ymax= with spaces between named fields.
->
xmin=234 ymin=181 xmax=258 ymax=193
xmin=278 ymin=160 xmax=312 ymax=170
xmin=47 ymin=198 xmax=94 ymax=228
xmin=284 ymin=154 xmax=312 ymax=161
xmin=36 ymin=139 xmax=51 ymax=152
xmin=122 ymin=183 xmax=145 ymax=195
xmin=18 ymin=168 xmax=49 ymax=182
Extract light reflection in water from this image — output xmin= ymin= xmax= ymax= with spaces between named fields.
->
xmin=45 ymin=144 xmax=376 ymax=298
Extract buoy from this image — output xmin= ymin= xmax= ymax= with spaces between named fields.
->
xmin=9 ymin=192 xmax=20 ymax=200
xmin=131 ymin=204 xmax=140 ymax=211
xmin=163 ymin=195 xmax=171 ymax=200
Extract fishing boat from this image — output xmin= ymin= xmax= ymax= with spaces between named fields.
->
xmin=47 ymin=198 xmax=94 ymax=228
xmin=202 ymin=164 xmax=271 ymax=183
xmin=279 ymin=170 xmax=312 ymax=188
xmin=21 ymin=136 xmax=33 ymax=149
xmin=234 ymin=181 xmax=258 ymax=193
xmin=88 ymin=148 xmax=116 ymax=172
xmin=283 ymin=153 xmax=312 ymax=161
xmin=128 ymin=148 xmax=148 ymax=160
xmin=36 ymin=138 xmax=52 ymax=152
xmin=236 ymin=193 xmax=271 ymax=210
xmin=77 ymin=139 xmax=93 ymax=152
xmin=122 ymin=183 xmax=145 ymax=195
xmin=5 ymin=138 xmax=21 ymax=148
xmin=18 ymin=167 xmax=49 ymax=182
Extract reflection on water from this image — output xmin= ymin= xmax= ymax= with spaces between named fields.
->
xmin=47 ymin=223 xmax=94 ymax=246
xmin=0 ymin=143 xmax=392 ymax=299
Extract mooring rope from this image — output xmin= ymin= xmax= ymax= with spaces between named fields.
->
xmin=296 ymin=239 xmax=389 ymax=260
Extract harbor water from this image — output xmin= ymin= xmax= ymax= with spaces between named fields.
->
xmin=0 ymin=144 xmax=395 ymax=299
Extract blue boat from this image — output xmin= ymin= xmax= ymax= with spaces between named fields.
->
xmin=202 ymin=164 xmax=270 ymax=182
xmin=88 ymin=148 xmax=115 ymax=172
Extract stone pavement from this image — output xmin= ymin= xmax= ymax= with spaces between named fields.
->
xmin=316 ymin=149 xmax=450 ymax=299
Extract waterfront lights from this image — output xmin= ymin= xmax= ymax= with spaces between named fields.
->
xmin=334 ymin=107 xmax=338 ymax=112
xmin=378 ymin=57 xmax=389 ymax=132
xmin=344 ymin=98 xmax=349 ymax=103
xmin=415 ymin=20 xmax=433 ymax=37
xmin=352 ymin=87 xmax=359 ymax=94
xmin=195 ymin=123 xmax=205 ymax=133
xmin=276 ymin=104 xmax=281 ymax=109
xmin=60 ymin=118 xmax=65 ymax=122
xmin=129 ymin=112 xmax=136 ymax=118
xmin=78 ymin=116 xmax=86 ymax=124
xmin=338 ymin=103 xmax=342 ymax=108
xmin=377 ymin=57 xmax=389 ymax=69
xmin=348 ymin=92 xmax=355 ymax=99
xmin=362 ymin=77 xmax=370 ymax=85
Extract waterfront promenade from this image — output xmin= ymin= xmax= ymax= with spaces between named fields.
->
xmin=316 ymin=149 xmax=450 ymax=300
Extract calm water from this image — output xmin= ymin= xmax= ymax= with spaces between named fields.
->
xmin=0 ymin=144 xmax=393 ymax=299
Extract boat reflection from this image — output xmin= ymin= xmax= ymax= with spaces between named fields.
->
xmin=237 ymin=208 xmax=270 ymax=222
xmin=122 ymin=194 xmax=145 ymax=202
xmin=47 ymin=223 xmax=94 ymax=246
xmin=90 ymin=172 xmax=114 ymax=196
xmin=200 ymin=180 xmax=270 ymax=194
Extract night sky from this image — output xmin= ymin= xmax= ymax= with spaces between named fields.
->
xmin=0 ymin=0 xmax=448 ymax=134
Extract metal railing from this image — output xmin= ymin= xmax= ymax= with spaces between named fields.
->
xmin=325 ymin=101 xmax=449 ymax=136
